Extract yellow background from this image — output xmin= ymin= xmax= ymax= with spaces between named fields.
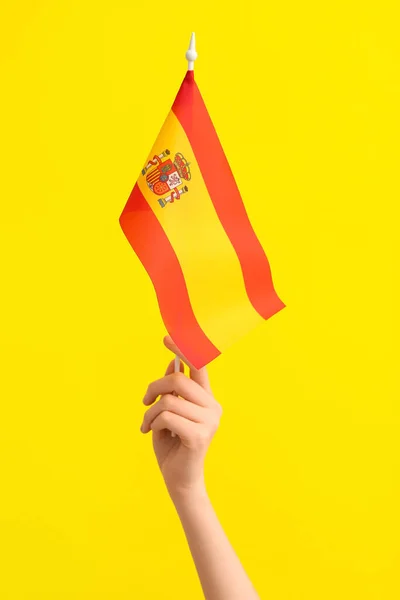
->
xmin=0 ymin=1 xmax=398 ymax=599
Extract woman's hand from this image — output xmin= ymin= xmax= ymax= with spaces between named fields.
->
xmin=140 ymin=336 xmax=222 ymax=500
xmin=140 ymin=337 xmax=259 ymax=599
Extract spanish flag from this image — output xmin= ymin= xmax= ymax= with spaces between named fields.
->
xmin=119 ymin=49 xmax=284 ymax=369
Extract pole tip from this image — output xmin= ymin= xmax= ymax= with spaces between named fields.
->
xmin=185 ymin=32 xmax=197 ymax=70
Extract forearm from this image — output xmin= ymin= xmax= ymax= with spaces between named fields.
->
xmin=171 ymin=486 xmax=260 ymax=600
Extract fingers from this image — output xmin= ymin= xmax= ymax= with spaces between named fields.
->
xmin=150 ymin=411 xmax=198 ymax=444
xmin=143 ymin=372 xmax=213 ymax=408
xmin=164 ymin=358 xmax=184 ymax=377
xmin=149 ymin=410 xmax=221 ymax=449
xmin=141 ymin=393 xmax=203 ymax=433
xmin=163 ymin=335 xmax=212 ymax=393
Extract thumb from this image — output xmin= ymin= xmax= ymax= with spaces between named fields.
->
xmin=163 ymin=335 xmax=212 ymax=393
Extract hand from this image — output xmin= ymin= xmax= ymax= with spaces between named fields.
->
xmin=140 ymin=336 xmax=223 ymax=500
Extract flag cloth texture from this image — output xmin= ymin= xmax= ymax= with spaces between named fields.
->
xmin=119 ymin=70 xmax=285 ymax=369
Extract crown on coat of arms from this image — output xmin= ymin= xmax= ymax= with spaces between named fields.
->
xmin=174 ymin=152 xmax=191 ymax=181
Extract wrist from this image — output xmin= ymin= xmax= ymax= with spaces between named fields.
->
xmin=168 ymin=480 xmax=209 ymax=509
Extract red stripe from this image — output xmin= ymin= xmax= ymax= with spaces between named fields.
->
xmin=172 ymin=71 xmax=285 ymax=320
xmin=148 ymin=170 xmax=159 ymax=183
xmin=119 ymin=184 xmax=221 ymax=368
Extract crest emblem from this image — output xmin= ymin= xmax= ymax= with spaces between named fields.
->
xmin=142 ymin=149 xmax=191 ymax=208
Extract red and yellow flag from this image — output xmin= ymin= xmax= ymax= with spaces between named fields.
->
xmin=120 ymin=70 xmax=284 ymax=368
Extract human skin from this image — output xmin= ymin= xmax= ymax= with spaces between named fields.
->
xmin=140 ymin=336 xmax=260 ymax=600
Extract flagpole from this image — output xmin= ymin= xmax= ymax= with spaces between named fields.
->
xmin=170 ymin=33 xmax=197 ymax=438
xmin=186 ymin=32 xmax=197 ymax=71
xmin=173 ymin=32 xmax=197 ymax=378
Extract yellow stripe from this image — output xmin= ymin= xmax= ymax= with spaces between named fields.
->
xmin=137 ymin=111 xmax=263 ymax=351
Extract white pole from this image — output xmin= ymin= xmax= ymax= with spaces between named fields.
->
xmin=186 ymin=32 xmax=197 ymax=71
xmin=170 ymin=33 xmax=197 ymax=438
xmin=174 ymin=36 xmax=197 ymax=369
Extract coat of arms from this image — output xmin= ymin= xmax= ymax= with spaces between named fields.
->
xmin=142 ymin=149 xmax=191 ymax=208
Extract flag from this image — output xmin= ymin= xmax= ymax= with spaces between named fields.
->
xmin=119 ymin=69 xmax=285 ymax=369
